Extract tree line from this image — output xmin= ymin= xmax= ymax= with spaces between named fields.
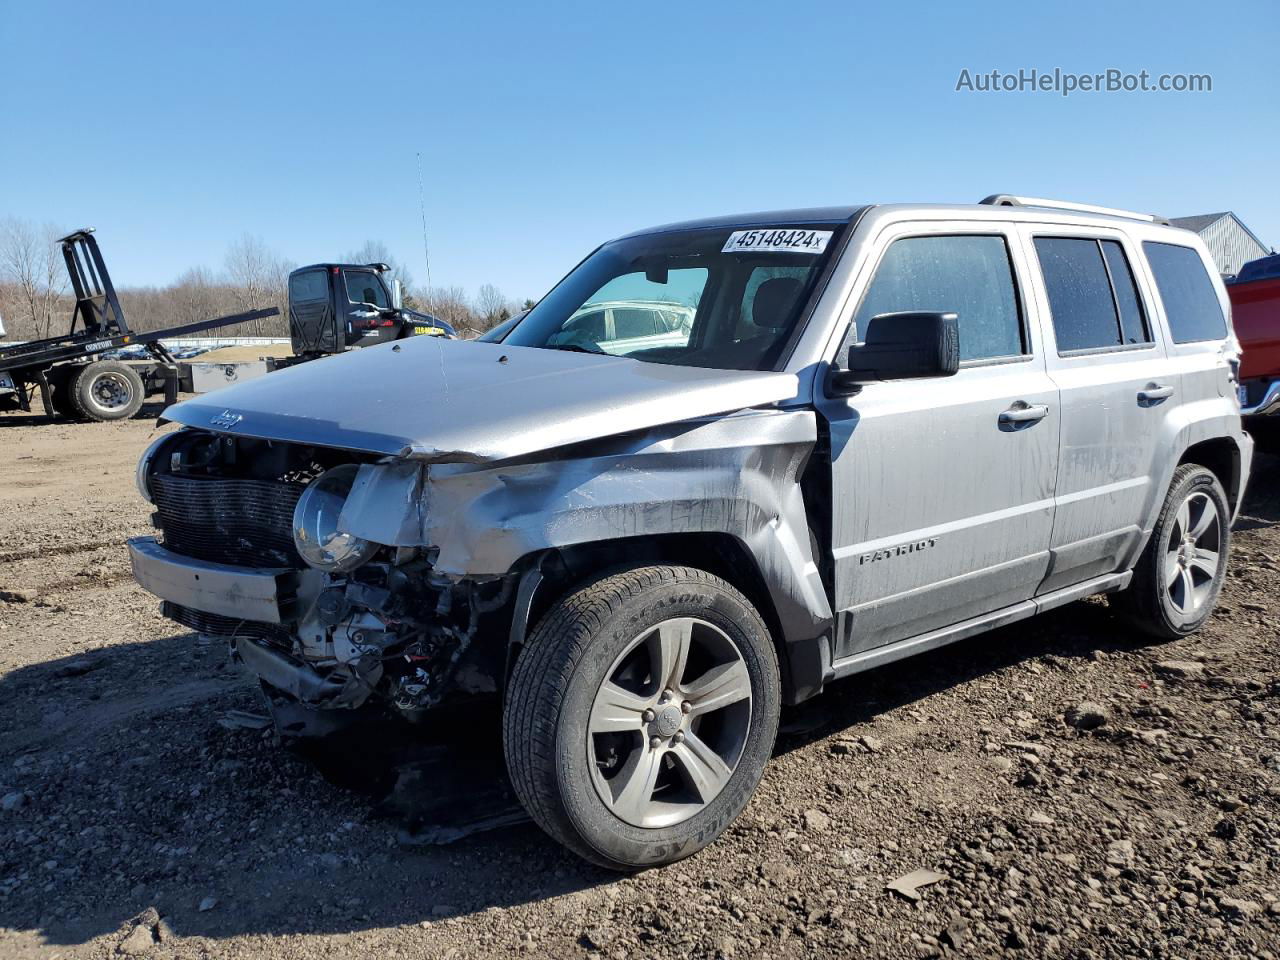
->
xmin=0 ymin=218 xmax=526 ymax=342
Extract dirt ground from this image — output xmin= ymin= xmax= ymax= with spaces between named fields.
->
xmin=1 ymin=399 xmax=1278 ymax=960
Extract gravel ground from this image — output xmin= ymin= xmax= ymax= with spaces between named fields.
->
xmin=1 ymin=400 xmax=1278 ymax=959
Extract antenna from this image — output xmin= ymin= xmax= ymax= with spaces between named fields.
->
xmin=416 ymin=152 xmax=433 ymax=293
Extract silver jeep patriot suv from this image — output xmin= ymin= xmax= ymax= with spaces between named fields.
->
xmin=129 ymin=195 xmax=1251 ymax=869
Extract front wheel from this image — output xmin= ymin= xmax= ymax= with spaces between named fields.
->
xmin=503 ymin=565 xmax=780 ymax=870
xmin=1118 ymin=464 xmax=1230 ymax=639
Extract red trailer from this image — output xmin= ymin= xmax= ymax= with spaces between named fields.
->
xmin=1230 ymin=253 xmax=1280 ymax=451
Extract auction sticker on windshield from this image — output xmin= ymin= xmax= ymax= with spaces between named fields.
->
xmin=723 ymin=229 xmax=833 ymax=255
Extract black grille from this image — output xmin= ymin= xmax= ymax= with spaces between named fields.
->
xmin=151 ymin=473 xmax=304 ymax=568
xmin=162 ymin=601 xmax=291 ymax=647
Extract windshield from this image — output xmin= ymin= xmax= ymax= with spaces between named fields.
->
xmin=503 ymin=222 xmax=845 ymax=371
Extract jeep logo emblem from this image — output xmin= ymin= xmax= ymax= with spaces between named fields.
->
xmin=210 ymin=409 xmax=243 ymax=429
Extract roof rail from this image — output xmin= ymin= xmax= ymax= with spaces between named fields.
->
xmin=979 ymin=195 xmax=1170 ymax=226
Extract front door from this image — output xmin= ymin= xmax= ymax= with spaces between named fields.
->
xmin=819 ymin=222 xmax=1060 ymax=658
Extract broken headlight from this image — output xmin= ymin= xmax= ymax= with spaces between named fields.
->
xmin=293 ymin=464 xmax=379 ymax=572
xmin=135 ymin=431 xmax=178 ymax=504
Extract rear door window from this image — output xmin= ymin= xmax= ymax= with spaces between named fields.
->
xmin=289 ymin=270 xmax=328 ymax=303
xmin=612 ymin=308 xmax=662 ymax=338
xmin=1100 ymin=241 xmax=1150 ymax=345
xmin=854 ymin=235 xmax=1025 ymax=361
xmin=1143 ymin=241 xmax=1228 ymax=343
xmin=1034 ymin=237 xmax=1151 ymax=352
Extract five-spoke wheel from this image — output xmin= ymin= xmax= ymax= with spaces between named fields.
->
xmin=504 ymin=565 xmax=779 ymax=870
xmin=1164 ymin=490 xmax=1222 ymax=615
xmin=1119 ymin=463 xmax=1230 ymax=638
xmin=588 ymin=617 xmax=752 ymax=828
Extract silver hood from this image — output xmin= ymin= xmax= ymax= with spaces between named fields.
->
xmin=164 ymin=336 xmax=799 ymax=463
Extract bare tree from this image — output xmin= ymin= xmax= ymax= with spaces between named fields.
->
xmin=0 ymin=218 xmax=68 ymax=340
xmin=225 ymin=234 xmax=293 ymax=336
xmin=344 ymin=240 xmax=414 ymax=295
xmin=173 ymin=266 xmax=220 ymax=326
xmin=419 ymin=285 xmax=480 ymax=336
xmin=475 ymin=283 xmax=511 ymax=330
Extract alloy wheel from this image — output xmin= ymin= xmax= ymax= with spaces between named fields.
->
xmin=1164 ymin=490 xmax=1222 ymax=615
xmin=587 ymin=617 xmax=752 ymax=828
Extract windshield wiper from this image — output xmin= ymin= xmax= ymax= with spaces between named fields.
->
xmin=544 ymin=343 xmax=607 ymax=355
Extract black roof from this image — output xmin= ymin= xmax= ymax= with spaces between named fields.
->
xmin=290 ymin=262 xmax=388 ymax=276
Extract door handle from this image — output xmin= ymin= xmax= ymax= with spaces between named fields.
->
xmin=999 ymin=403 xmax=1049 ymax=426
xmin=1138 ymin=383 xmax=1174 ymax=404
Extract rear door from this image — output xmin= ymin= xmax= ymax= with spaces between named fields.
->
xmin=287 ymin=269 xmax=337 ymax=355
xmin=1020 ymin=226 xmax=1177 ymax=592
xmin=821 ymin=221 xmax=1060 ymax=657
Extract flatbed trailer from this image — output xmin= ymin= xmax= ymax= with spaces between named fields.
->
xmin=0 ymin=229 xmax=278 ymax=421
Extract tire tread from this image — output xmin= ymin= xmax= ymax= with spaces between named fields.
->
xmin=503 ymin=565 xmax=762 ymax=870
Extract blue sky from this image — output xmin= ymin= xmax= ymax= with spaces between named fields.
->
xmin=1 ymin=0 xmax=1275 ymax=301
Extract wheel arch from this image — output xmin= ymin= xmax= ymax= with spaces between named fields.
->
xmin=1178 ymin=436 xmax=1243 ymax=514
xmin=503 ymin=533 xmax=825 ymax=706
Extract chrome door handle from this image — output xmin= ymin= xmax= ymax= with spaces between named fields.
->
xmin=999 ymin=403 xmax=1049 ymax=425
xmin=1138 ymin=383 xmax=1174 ymax=403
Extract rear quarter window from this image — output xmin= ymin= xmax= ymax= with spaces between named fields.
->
xmin=289 ymin=271 xmax=328 ymax=302
xmin=1143 ymin=241 xmax=1227 ymax=343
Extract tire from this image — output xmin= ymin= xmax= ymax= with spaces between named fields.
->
xmin=1117 ymin=464 xmax=1230 ymax=639
xmin=46 ymin=371 xmax=80 ymax=419
xmin=71 ymin=360 xmax=145 ymax=421
xmin=504 ymin=565 xmax=780 ymax=871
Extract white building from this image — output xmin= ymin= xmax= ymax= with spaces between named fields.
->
xmin=1169 ymin=212 xmax=1270 ymax=277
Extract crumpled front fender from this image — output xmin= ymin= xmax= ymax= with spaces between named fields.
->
xmin=338 ymin=409 xmax=832 ymax=645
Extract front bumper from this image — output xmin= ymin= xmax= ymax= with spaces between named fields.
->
xmin=127 ymin=536 xmax=298 ymax=624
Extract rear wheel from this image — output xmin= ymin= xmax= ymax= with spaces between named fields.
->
xmin=504 ymin=565 xmax=780 ymax=870
xmin=71 ymin=360 xmax=145 ymax=421
xmin=1118 ymin=464 xmax=1230 ymax=639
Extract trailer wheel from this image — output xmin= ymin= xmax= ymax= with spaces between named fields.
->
xmin=72 ymin=361 xmax=145 ymax=421
xmin=46 ymin=368 xmax=81 ymax=419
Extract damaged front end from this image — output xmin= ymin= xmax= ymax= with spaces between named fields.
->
xmin=128 ymin=430 xmax=508 ymax=736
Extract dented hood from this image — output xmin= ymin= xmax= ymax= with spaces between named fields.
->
xmin=164 ymin=336 xmax=799 ymax=462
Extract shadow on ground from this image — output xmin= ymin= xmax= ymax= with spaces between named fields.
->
xmin=1 ymin=453 xmax=1276 ymax=946
xmin=0 ymin=399 xmax=171 ymax=429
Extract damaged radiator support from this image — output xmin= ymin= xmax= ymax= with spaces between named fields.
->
xmin=215 ymin=565 xmax=516 ymax=722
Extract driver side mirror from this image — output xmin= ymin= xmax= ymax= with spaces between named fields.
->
xmin=391 ymin=278 xmax=404 ymax=311
xmin=827 ymin=311 xmax=960 ymax=396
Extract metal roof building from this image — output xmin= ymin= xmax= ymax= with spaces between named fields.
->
xmin=1170 ymin=211 xmax=1270 ymax=277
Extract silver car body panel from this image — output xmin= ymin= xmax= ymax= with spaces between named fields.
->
xmin=336 ymin=409 xmax=829 ymax=642
xmin=162 ymin=336 xmax=798 ymax=463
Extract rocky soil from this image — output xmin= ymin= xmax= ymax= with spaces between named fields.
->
xmin=0 ymin=400 xmax=1278 ymax=959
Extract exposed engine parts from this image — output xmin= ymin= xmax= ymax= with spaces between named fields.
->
xmin=144 ymin=430 xmax=510 ymax=728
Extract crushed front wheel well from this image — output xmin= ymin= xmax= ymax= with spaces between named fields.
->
xmin=506 ymin=533 xmax=786 ymax=687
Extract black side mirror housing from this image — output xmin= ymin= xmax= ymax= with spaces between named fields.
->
xmin=827 ymin=311 xmax=961 ymax=396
